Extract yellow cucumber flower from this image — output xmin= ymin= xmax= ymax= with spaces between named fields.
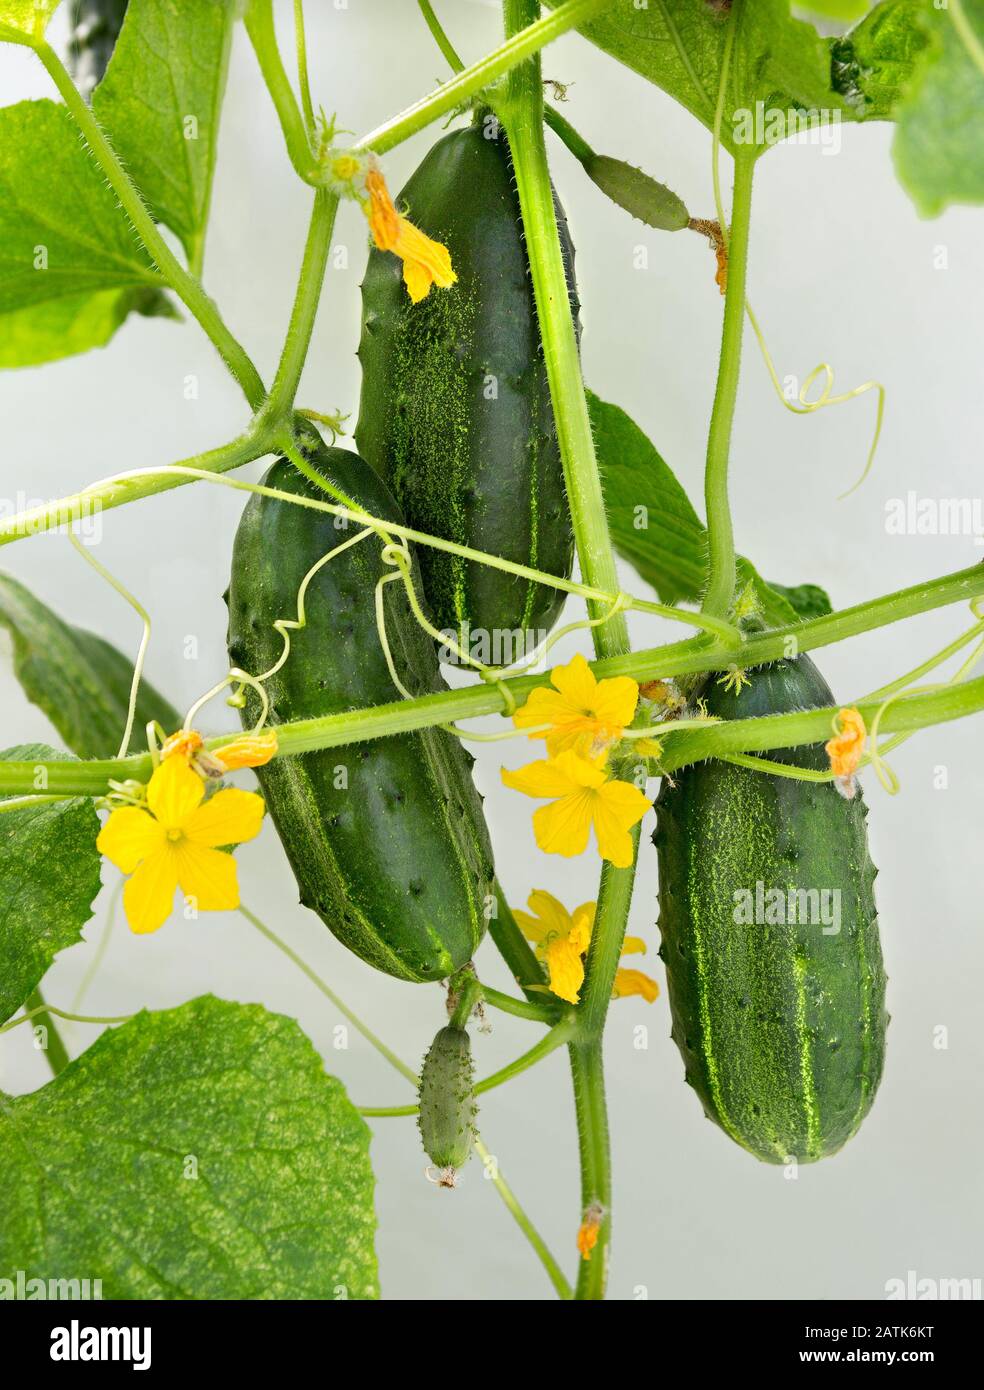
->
xmin=512 ymin=652 xmax=640 ymax=758
xmin=513 ymin=890 xmax=659 ymax=1006
xmin=501 ymin=749 xmax=650 ymax=869
xmin=97 ymin=754 xmax=264 ymax=935
xmin=365 ymin=167 xmax=456 ymax=304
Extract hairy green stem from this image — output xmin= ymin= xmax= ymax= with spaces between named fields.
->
xmin=246 ymin=0 xmax=320 ymax=183
xmin=266 ymin=189 xmax=340 ymax=421
xmin=34 ymin=42 xmax=267 ymax=411
xmin=0 ymin=432 xmax=274 ymax=543
xmin=358 ymin=0 xmax=612 ymax=157
xmin=569 ymin=1041 xmax=610 ymax=1299
xmin=498 ymin=5 xmax=628 ymax=656
xmin=481 ymin=986 xmax=558 ymax=1023
xmin=5 ymin=564 xmax=983 ymax=796
xmin=702 ymin=151 xmax=756 ymax=619
xmin=417 ymin=0 xmax=465 ymax=71
xmin=473 ymin=1137 xmax=574 ymax=1300
xmin=22 ymin=989 xmax=70 ymax=1076
xmin=502 ymin=0 xmax=634 ymax=1302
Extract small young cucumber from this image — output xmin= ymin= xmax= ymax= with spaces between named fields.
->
xmin=654 ymin=654 xmax=887 ymax=1163
xmin=226 ymin=442 xmax=495 ymax=983
xmin=418 ymin=1025 xmax=477 ymax=1186
xmin=356 ymin=115 xmax=578 ymax=659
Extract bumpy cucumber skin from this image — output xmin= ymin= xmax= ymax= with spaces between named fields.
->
xmin=356 ymin=119 xmax=578 ymax=651
xmin=226 ymin=445 xmax=494 ymax=984
xmin=418 ymin=1025 xmax=476 ymax=1177
xmin=654 ymin=655 xmax=887 ymax=1163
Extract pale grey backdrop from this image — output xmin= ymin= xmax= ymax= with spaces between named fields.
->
xmin=1 ymin=1 xmax=981 ymax=1301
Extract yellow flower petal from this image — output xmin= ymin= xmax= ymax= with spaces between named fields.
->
xmin=123 ymin=848 xmax=179 ymax=934
xmin=613 ymin=968 xmax=660 ymax=1003
xmin=545 ymin=936 xmax=586 ymax=1004
xmin=549 ymin=652 xmax=598 ymax=707
xmin=172 ymin=841 xmax=240 ymax=913
xmin=183 ymin=788 xmax=265 ymax=849
xmin=569 ymin=902 xmax=596 ymax=955
xmin=214 ymin=731 xmax=278 ymax=771
xmin=365 ymin=168 xmax=456 ymax=302
xmin=826 ymin=706 xmax=866 ymax=778
xmin=621 ymin=934 xmax=647 ymax=957
xmin=97 ymin=807 xmax=165 ymax=874
xmin=532 ymin=790 xmax=595 ymax=859
xmin=590 ymin=779 xmax=651 ymax=868
xmin=501 ymin=755 xmax=587 ymax=800
xmin=147 ymin=754 xmax=204 ymax=831
xmin=513 ymin=889 xmax=573 ymax=947
xmin=160 ymin=730 xmax=203 ymax=762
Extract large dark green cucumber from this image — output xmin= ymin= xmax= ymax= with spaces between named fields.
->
xmin=356 ymin=116 xmax=578 ymax=656
xmin=226 ymin=443 xmax=494 ymax=983
xmin=654 ymin=654 xmax=887 ymax=1163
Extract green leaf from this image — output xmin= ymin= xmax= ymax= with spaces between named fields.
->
xmin=764 ymin=578 xmax=835 ymax=621
xmin=0 ymin=286 xmax=177 ymax=370
xmin=545 ymin=0 xmax=840 ymax=157
xmin=0 ymin=0 xmax=61 ymax=44
xmin=0 ymin=996 xmax=379 ymax=1299
xmin=892 ymin=1 xmax=984 ymax=215
xmin=0 ymin=744 xmax=102 ymax=1026
xmin=0 ymin=571 xmax=182 ymax=757
xmin=591 ymin=391 xmax=831 ymax=626
xmin=0 ymin=99 xmax=163 ymax=365
xmin=93 ymin=0 xmax=237 ymax=265
xmin=830 ymin=0 xmax=932 ymax=121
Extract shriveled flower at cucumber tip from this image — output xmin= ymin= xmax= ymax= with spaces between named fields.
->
xmin=365 ymin=166 xmax=456 ymax=304
xmin=97 ymin=747 xmax=266 ymax=935
xmin=513 ymin=890 xmax=659 ymax=1006
xmin=826 ymin=706 xmax=866 ymax=799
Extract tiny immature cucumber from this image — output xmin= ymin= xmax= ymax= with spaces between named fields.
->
xmin=418 ymin=1025 xmax=477 ymax=1187
xmin=226 ymin=438 xmax=495 ymax=984
xmin=356 ymin=112 xmax=579 ymax=660
xmin=654 ymin=653 xmax=888 ymax=1164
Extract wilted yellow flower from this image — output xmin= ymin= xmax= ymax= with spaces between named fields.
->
xmin=365 ymin=167 xmax=456 ymax=303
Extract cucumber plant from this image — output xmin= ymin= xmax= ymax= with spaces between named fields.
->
xmin=0 ymin=0 xmax=982 ymax=1306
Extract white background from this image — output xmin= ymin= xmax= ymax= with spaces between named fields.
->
xmin=1 ymin=0 xmax=982 ymax=1301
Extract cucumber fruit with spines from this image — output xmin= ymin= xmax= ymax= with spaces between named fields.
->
xmin=654 ymin=653 xmax=888 ymax=1163
xmin=226 ymin=440 xmax=495 ymax=983
xmin=356 ymin=115 xmax=579 ymax=659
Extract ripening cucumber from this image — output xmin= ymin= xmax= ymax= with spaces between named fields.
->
xmin=356 ymin=115 xmax=578 ymax=657
xmin=418 ymin=1025 xmax=477 ymax=1186
xmin=226 ymin=441 xmax=495 ymax=983
xmin=654 ymin=654 xmax=887 ymax=1163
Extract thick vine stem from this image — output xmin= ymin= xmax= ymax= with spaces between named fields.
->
xmin=245 ymin=0 xmax=320 ymax=184
xmin=497 ymin=8 xmax=628 ymax=658
xmin=356 ymin=0 xmax=612 ymax=156
xmin=23 ymin=988 xmax=69 ymax=1077
xmin=501 ymin=0 xmax=636 ymax=1301
xmin=33 ymin=42 xmax=267 ymax=412
xmin=702 ymin=150 xmax=756 ymax=619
